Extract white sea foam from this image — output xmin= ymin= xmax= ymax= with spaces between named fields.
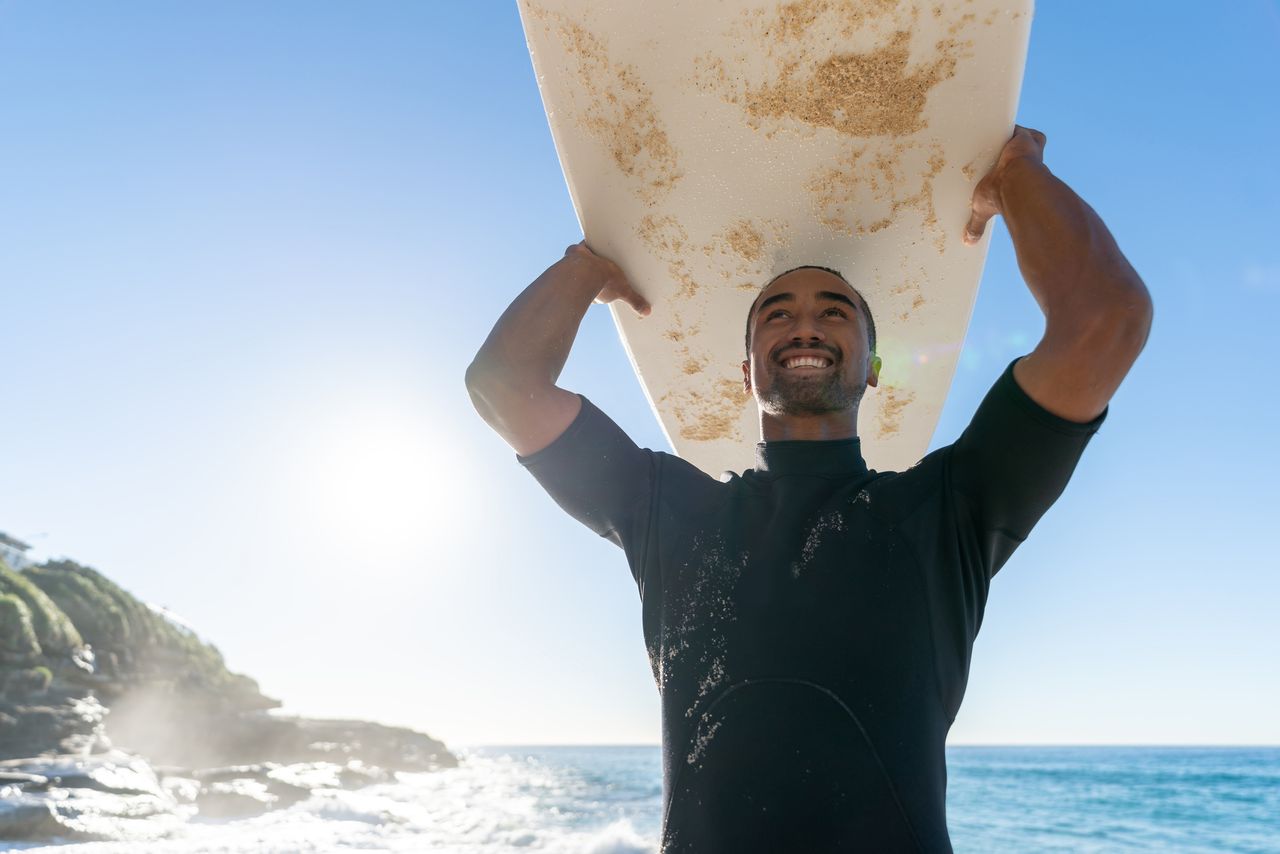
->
xmin=11 ymin=748 xmax=661 ymax=853
xmin=580 ymin=819 xmax=651 ymax=854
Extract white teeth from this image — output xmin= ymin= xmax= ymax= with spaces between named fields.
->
xmin=783 ymin=356 xmax=831 ymax=369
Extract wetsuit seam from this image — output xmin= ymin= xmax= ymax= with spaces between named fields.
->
xmin=661 ymin=677 xmax=927 ymax=853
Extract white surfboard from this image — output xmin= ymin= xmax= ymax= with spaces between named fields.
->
xmin=518 ymin=0 xmax=1033 ymax=475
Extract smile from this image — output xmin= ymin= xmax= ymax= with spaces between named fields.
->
xmin=782 ymin=356 xmax=833 ymax=369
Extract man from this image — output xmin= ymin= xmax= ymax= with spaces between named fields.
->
xmin=466 ymin=126 xmax=1152 ymax=851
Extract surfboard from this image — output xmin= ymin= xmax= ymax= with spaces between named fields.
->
xmin=517 ymin=0 xmax=1034 ymax=475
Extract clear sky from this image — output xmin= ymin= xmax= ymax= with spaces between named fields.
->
xmin=1 ymin=2 xmax=1277 ymax=747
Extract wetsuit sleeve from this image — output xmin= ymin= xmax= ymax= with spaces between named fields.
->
xmin=517 ymin=395 xmax=655 ymax=581
xmin=947 ymin=358 xmax=1106 ymax=577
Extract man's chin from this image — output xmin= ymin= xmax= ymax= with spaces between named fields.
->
xmin=760 ymin=389 xmax=863 ymax=417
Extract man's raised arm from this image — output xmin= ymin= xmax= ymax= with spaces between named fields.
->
xmin=964 ymin=126 xmax=1154 ymax=422
xmin=465 ymin=242 xmax=650 ymax=456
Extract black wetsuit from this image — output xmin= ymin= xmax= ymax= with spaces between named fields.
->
xmin=520 ymin=360 xmax=1104 ymax=852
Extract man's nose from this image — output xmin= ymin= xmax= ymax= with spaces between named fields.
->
xmin=791 ymin=314 xmax=826 ymax=342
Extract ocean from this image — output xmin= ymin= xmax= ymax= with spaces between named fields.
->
xmin=6 ymin=746 xmax=1278 ymax=852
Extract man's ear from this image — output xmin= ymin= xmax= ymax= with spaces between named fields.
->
xmin=742 ymin=359 xmax=752 ymax=394
xmin=868 ymin=355 xmax=882 ymax=388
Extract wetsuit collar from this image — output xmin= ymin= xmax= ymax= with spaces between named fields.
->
xmin=754 ymin=437 xmax=869 ymax=477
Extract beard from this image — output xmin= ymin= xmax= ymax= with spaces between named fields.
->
xmin=756 ymin=352 xmax=866 ymax=416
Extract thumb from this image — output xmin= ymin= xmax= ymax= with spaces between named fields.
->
xmin=963 ymin=177 xmax=1001 ymax=246
xmin=963 ymin=209 xmax=993 ymax=246
xmin=629 ymin=289 xmax=652 ymax=317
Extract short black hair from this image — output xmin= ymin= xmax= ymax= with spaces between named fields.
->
xmin=744 ymin=265 xmax=877 ymax=357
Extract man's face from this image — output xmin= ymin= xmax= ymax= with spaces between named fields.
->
xmin=742 ymin=269 xmax=880 ymax=417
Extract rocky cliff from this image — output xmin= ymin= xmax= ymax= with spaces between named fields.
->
xmin=0 ymin=556 xmax=456 ymax=842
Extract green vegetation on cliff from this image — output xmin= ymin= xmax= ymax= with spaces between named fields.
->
xmin=0 ymin=560 xmax=83 ymax=654
xmin=8 ymin=559 xmax=273 ymax=708
xmin=0 ymin=593 xmax=41 ymax=661
xmin=25 ymin=563 xmax=134 ymax=653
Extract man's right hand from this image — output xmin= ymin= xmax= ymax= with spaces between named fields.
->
xmin=467 ymin=241 xmax=647 ymax=456
xmin=562 ymin=241 xmax=651 ymax=317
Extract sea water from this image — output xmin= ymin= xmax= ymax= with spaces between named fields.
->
xmin=7 ymin=746 xmax=1278 ymax=852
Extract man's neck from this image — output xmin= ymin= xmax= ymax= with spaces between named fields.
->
xmin=758 ymin=408 xmax=860 ymax=442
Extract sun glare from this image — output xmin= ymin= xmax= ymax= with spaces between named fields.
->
xmin=280 ymin=402 xmax=472 ymax=567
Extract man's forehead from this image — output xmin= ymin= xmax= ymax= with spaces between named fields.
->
xmin=758 ymin=268 xmax=864 ymax=310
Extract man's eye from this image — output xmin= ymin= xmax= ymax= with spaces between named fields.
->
xmin=822 ymin=308 xmax=847 ymax=318
xmin=767 ymin=310 xmax=789 ymax=320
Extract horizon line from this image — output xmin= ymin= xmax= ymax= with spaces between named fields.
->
xmin=452 ymin=742 xmax=1280 ymax=750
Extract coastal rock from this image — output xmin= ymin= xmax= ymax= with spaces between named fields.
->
xmin=105 ymin=688 xmax=456 ymax=771
xmin=196 ymin=760 xmax=392 ymax=791
xmin=0 ymin=799 xmax=64 ymax=842
xmin=0 ymin=694 xmax=109 ymax=759
xmin=0 ymin=784 xmax=176 ymax=843
xmin=195 ymin=778 xmax=277 ymax=819
xmin=160 ymin=774 xmax=201 ymax=804
xmin=0 ymin=771 xmax=48 ymax=790
xmin=6 ymin=751 xmax=167 ymax=799
xmin=248 ymin=715 xmax=458 ymax=771
xmin=0 ymin=548 xmax=458 ymax=844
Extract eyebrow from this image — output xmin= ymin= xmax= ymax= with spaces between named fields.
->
xmin=757 ymin=290 xmax=860 ymax=317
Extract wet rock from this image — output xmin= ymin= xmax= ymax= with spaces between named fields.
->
xmin=260 ymin=716 xmax=458 ymax=772
xmin=0 ymin=798 xmax=63 ymax=841
xmin=2 ymin=666 xmax=52 ymax=698
xmin=264 ymin=777 xmax=312 ymax=809
xmin=338 ymin=762 xmax=395 ymax=789
xmin=106 ymin=695 xmax=456 ymax=772
xmin=0 ymin=770 xmax=48 ymax=790
xmin=160 ymin=774 xmax=201 ymax=804
xmin=193 ymin=763 xmax=279 ymax=784
xmin=0 ymin=692 xmax=110 ymax=759
xmin=0 ymin=788 xmax=167 ymax=843
xmin=195 ymin=778 xmax=276 ymax=819
xmin=23 ymin=751 xmax=166 ymax=799
xmin=190 ymin=764 xmax=310 ymax=808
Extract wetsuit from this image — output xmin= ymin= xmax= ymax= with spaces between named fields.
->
xmin=519 ymin=359 xmax=1104 ymax=852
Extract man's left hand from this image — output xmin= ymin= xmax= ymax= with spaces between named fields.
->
xmin=963 ymin=125 xmax=1048 ymax=246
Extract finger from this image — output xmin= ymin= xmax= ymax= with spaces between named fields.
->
xmin=963 ymin=210 xmax=992 ymax=246
xmin=617 ymin=280 xmax=650 ymax=317
xmin=1014 ymin=125 xmax=1047 ymax=152
xmin=1016 ymin=124 xmax=1044 ymax=141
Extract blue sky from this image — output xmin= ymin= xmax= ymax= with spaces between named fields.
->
xmin=1 ymin=1 xmax=1277 ymax=747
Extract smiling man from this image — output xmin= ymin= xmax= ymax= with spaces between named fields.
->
xmin=466 ymin=127 xmax=1152 ymax=851
xmin=744 ymin=267 xmax=881 ymax=438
